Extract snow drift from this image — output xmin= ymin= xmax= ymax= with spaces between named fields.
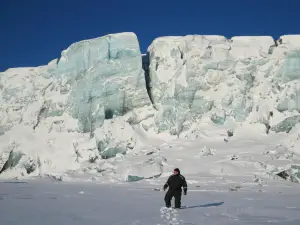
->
xmin=1 ymin=32 xmax=300 ymax=182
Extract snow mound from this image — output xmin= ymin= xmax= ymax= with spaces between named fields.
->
xmin=123 ymin=157 xmax=164 ymax=182
xmin=194 ymin=146 xmax=216 ymax=157
xmin=95 ymin=117 xmax=136 ymax=159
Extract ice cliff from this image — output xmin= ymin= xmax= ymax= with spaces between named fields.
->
xmin=147 ymin=35 xmax=300 ymax=136
xmin=1 ymin=32 xmax=300 ymax=181
xmin=0 ymin=33 xmax=152 ymax=178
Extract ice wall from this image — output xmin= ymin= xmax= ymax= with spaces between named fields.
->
xmin=49 ymin=32 xmax=151 ymax=133
xmin=147 ymin=35 xmax=300 ymax=135
xmin=1 ymin=32 xmax=300 ymax=179
xmin=0 ymin=32 xmax=152 ymax=177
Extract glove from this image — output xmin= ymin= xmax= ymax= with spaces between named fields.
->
xmin=184 ymin=190 xmax=187 ymax=195
xmin=163 ymin=184 xmax=168 ymax=191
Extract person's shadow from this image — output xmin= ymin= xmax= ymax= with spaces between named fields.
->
xmin=181 ymin=201 xmax=224 ymax=209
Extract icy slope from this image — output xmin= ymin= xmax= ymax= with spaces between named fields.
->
xmin=1 ymin=32 xmax=300 ymax=181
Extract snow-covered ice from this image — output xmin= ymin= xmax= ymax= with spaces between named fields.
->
xmin=2 ymin=128 xmax=300 ymax=224
xmin=1 ymin=175 xmax=300 ymax=225
xmin=1 ymin=32 xmax=300 ymax=180
xmin=147 ymin=34 xmax=300 ymax=135
xmin=1 ymin=31 xmax=300 ymax=224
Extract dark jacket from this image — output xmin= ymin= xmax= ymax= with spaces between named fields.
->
xmin=164 ymin=173 xmax=188 ymax=193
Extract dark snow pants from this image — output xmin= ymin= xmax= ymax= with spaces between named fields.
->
xmin=164 ymin=190 xmax=182 ymax=208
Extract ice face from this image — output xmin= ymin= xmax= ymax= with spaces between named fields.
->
xmin=276 ymin=164 xmax=300 ymax=183
xmin=53 ymin=32 xmax=151 ymax=133
xmin=0 ymin=32 xmax=152 ymax=177
xmin=281 ymin=50 xmax=300 ymax=82
xmin=147 ymin=35 xmax=300 ymax=134
xmin=0 ymin=150 xmax=24 ymax=174
xmin=0 ymin=67 xmax=52 ymax=133
xmin=276 ymin=81 xmax=300 ymax=113
xmin=271 ymin=115 xmax=300 ymax=133
xmin=2 ymin=32 xmax=300 ymax=180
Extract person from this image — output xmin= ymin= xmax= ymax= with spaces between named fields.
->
xmin=163 ymin=168 xmax=187 ymax=209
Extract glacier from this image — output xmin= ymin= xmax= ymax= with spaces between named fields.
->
xmin=0 ymin=32 xmax=152 ymax=178
xmin=50 ymin=32 xmax=151 ymax=133
xmin=147 ymin=35 xmax=300 ymax=136
xmin=1 ymin=32 xmax=300 ymax=183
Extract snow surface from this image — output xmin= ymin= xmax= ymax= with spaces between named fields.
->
xmin=2 ymin=120 xmax=300 ymax=225
xmin=1 ymin=173 xmax=300 ymax=225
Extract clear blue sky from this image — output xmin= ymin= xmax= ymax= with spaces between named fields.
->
xmin=1 ymin=0 xmax=300 ymax=72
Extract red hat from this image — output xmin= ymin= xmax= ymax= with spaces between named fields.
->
xmin=174 ymin=168 xmax=180 ymax=174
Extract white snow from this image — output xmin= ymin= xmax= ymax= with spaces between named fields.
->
xmin=230 ymin=36 xmax=274 ymax=59
xmin=1 ymin=172 xmax=300 ymax=225
xmin=280 ymin=35 xmax=300 ymax=48
xmin=1 ymin=32 xmax=300 ymax=224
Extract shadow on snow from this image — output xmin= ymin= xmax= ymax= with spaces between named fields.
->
xmin=0 ymin=181 xmax=27 ymax=184
xmin=181 ymin=201 xmax=224 ymax=209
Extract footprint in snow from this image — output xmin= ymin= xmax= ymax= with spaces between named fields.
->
xmin=160 ymin=207 xmax=183 ymax=225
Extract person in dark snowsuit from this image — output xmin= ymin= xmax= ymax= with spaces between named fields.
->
xmin=163 ymin=168 xmax=187 ymax=209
